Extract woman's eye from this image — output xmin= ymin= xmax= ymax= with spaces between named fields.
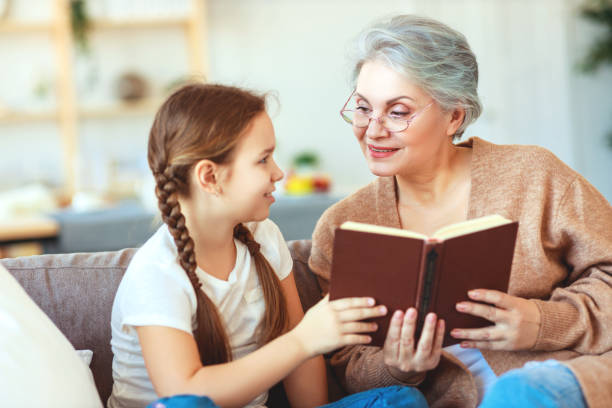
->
xmin=259 ymin=156 xmax=268 ymax=164
xmin=356 ymin=106 xmax=371 ymax=114
xmin=389 ymin=110 xmax=410 ymax=118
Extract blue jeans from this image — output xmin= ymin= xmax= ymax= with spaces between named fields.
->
xmin=147 ymin=395 xmax=218 ymax=408
xmin=147 ymin=385 xmax=427 ymax=408
xmin=321 ymin=385 xmax=427 ymax=408
xmin=479 ymin=359 xmax=586 ymax=408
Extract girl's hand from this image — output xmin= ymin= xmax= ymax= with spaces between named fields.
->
xmin=383 ymin=308 xmax=445 ymax=382
xmin=451 ymin=289 xmax=541 ymax=350
xmin=290 ymin=295 xmax=387 ymax=357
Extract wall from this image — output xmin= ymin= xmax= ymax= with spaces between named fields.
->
xmin=207 ymin=0 xmax=612 ymax=199
xmin=1 ymin=0 xmax=610 ymax=201
xmin=566 ymin=0 xmax=612 ymax=200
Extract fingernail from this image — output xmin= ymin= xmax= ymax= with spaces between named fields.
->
xmin=379 ymin=306 xmax=387 ymax=314
xmin=468 ymin=290 xmax=480 ymax=299
xmin=393 ymin=310 xmax=403 ymax=320
xmin=367 ymin=298 xmax=375 ymax=306
xmin=461 ymin=342 xmax=471 ymax=348
xmin=407 ymin=308 xmax=417 ymax=320
xmin=456 ymin=303 xmax=468 ymax=311
xmin=427 ymin=313 xmax=435 ymax=323
xmin=451 ymin=329 xmax=461 ymax=337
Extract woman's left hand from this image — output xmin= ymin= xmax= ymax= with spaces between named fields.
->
xmin=450 ymin=289 xmax=541 ymax=350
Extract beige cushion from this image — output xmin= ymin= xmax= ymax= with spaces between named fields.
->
xmin=287 ymin=239 xmax=323 ymax=310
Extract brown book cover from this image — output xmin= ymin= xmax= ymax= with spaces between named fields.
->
xmin=328 ymin=216 xmax=519 ymax=347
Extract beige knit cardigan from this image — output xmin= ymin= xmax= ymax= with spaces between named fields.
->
xmin=309 ymin=137 xmax=612 ymax=408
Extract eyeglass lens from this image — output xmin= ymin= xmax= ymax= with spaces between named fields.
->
xmin=341 ymin=94 xmax=412 ymax=132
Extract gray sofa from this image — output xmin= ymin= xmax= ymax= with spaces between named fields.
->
xmin=1 ymin=240 xmax=342 ymax=406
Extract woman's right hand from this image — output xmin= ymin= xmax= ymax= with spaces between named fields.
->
xmin=290 ymin=295 xmax=387 ymax=357
xmin=383 ymin=308 xmax=445 ymax=382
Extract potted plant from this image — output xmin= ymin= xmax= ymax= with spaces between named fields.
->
xmin=579 ymin=0 xmax=612 ymax=147
xmin=70 ymin=0 xmax=90 ymax=53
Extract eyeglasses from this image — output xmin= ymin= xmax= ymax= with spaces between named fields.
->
xmin=339 ymin=91 xmax=433 ymax=132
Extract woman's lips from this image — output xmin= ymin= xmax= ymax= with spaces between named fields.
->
xmin=367 ymin=144 xmax=400 ymax=158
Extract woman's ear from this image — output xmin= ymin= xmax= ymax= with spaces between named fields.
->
xmin=193 ymin=159 xmax=221 ymax=195
xmin=445 ymin=108 xmax=466 ymax=137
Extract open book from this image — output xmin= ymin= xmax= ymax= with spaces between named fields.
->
xmin=329 ymin=215 xmax=519 ymax=347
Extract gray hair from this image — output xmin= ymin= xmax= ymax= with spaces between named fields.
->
xmin=350 ymin=15 xmax=482 ymax=139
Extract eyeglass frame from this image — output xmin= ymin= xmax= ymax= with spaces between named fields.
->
xmin=339 ymin=90 xmax=434 ymax=132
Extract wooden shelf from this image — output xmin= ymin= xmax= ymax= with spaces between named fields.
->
xmin=0 ymin=216 xmax=59 ymax=242
xmin=90 ymin=17 xmax=190 ymax=30
xmin=0 ymin=21 xmax=54 ymax=33
xmin=0 ymin=0 xmax=207 ymax=200
xmin=78 ymin=98 xmax=164 ymax=119
xmin=0 ymin=110 xmax=59 ymax=124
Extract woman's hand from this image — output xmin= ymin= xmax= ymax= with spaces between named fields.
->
xmin=451 ymin=289 xmax=541 ymax=350
xmin=290 ymin=295 xmax=387 ymax=357
xmin=383 ymin=308 xmax=445 ymax=383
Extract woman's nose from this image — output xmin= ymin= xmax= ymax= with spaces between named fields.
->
xmin=365 ymin=117 xmax=389 ymax=138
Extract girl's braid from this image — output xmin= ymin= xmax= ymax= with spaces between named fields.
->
xmin=233 ymin=223 xmax=289 ymax=344
xmin=153 ymin=166 xmax=232 ymax=364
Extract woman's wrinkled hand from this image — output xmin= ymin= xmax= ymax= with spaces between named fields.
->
xmin=383 ymin=308 xmax=445 ymax=383
xmin=451 ymin=289 xmax=541 ymax=350
xmin=291 ymin=295 xmax=387 ymax=357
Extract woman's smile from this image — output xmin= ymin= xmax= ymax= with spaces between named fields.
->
xmin=367 ymin=143 xmax=401 ymax=158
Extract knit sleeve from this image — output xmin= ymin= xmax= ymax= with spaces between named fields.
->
xmin=531 ymin=176 xmax=612 ymax=353
xmin=329 ymin=345 xmax=426 ymax=393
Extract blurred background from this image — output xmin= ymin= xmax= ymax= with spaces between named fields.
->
xmin=1 ymin=0 xmax=611 ymax=255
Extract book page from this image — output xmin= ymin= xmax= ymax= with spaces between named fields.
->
xmin=340 ymin=221 xmax=427 ymax=240
xmin=432 ymin=214 xmax=512 ymax=240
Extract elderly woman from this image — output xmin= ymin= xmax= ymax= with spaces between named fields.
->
xmin=309 ymin=15 xmax=612 ymax=408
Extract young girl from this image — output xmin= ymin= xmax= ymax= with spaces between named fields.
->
xmin=107 ymin=83 xmax=427 ymax=408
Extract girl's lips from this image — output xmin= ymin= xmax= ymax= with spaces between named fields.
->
xmin=264 ymin=191 xmax=275 ymax=203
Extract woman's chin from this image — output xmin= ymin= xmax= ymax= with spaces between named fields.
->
xmin=367 ymin=162 xmax=398 ymax=177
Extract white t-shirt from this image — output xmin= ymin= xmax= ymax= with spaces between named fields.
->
xmin=107 ymin=219 xmax=293 ymax=408
xmin=0 ymin=264 xmax=102 ymax=408
xmin=444 ymin=344 xmax=497 ymax=402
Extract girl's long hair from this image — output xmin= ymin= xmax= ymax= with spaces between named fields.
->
xmin=147 ymin=83 xmax=288 ymax=365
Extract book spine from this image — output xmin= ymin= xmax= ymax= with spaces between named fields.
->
xmin=416 ymin=243 xmax=439 ymax=336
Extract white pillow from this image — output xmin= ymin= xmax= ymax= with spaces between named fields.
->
xmin=0 ymin=264 xmax=102 ymax=407
xmin=76 ymin=349 xmax=94 ymax=367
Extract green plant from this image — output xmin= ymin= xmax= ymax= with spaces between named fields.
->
xmin=579 ymin=0 xmax=612 ymax=147
xmin=292 ymin=151 xmax=320 ymax=168
xmin=580 ymin=0 xmax=612 ymax=72
xmin=70 ymin=0 xmax=90 ymax=53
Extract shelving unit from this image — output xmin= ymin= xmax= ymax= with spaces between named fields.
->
xmin=0 ymin=22 xmax=54 ymax=32
xmin=78 ymin=97 xmax=166 ymax=119
xmin=0 ymin=111 xmax=59 ymax=123
xmin=0 ymin=0 xmax=208 ymax=200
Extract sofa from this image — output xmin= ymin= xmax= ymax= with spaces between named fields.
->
xmin=1 ymin=240 xmax=343 ymax=406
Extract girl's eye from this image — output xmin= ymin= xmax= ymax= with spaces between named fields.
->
xmin=259 ymin=156 xmax=268 ymax=164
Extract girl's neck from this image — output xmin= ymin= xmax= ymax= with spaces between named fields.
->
xmin=179 ymin=197 xmax=238 ymax=281
xmin=395 ymin=143 xmax=471 ymax=207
